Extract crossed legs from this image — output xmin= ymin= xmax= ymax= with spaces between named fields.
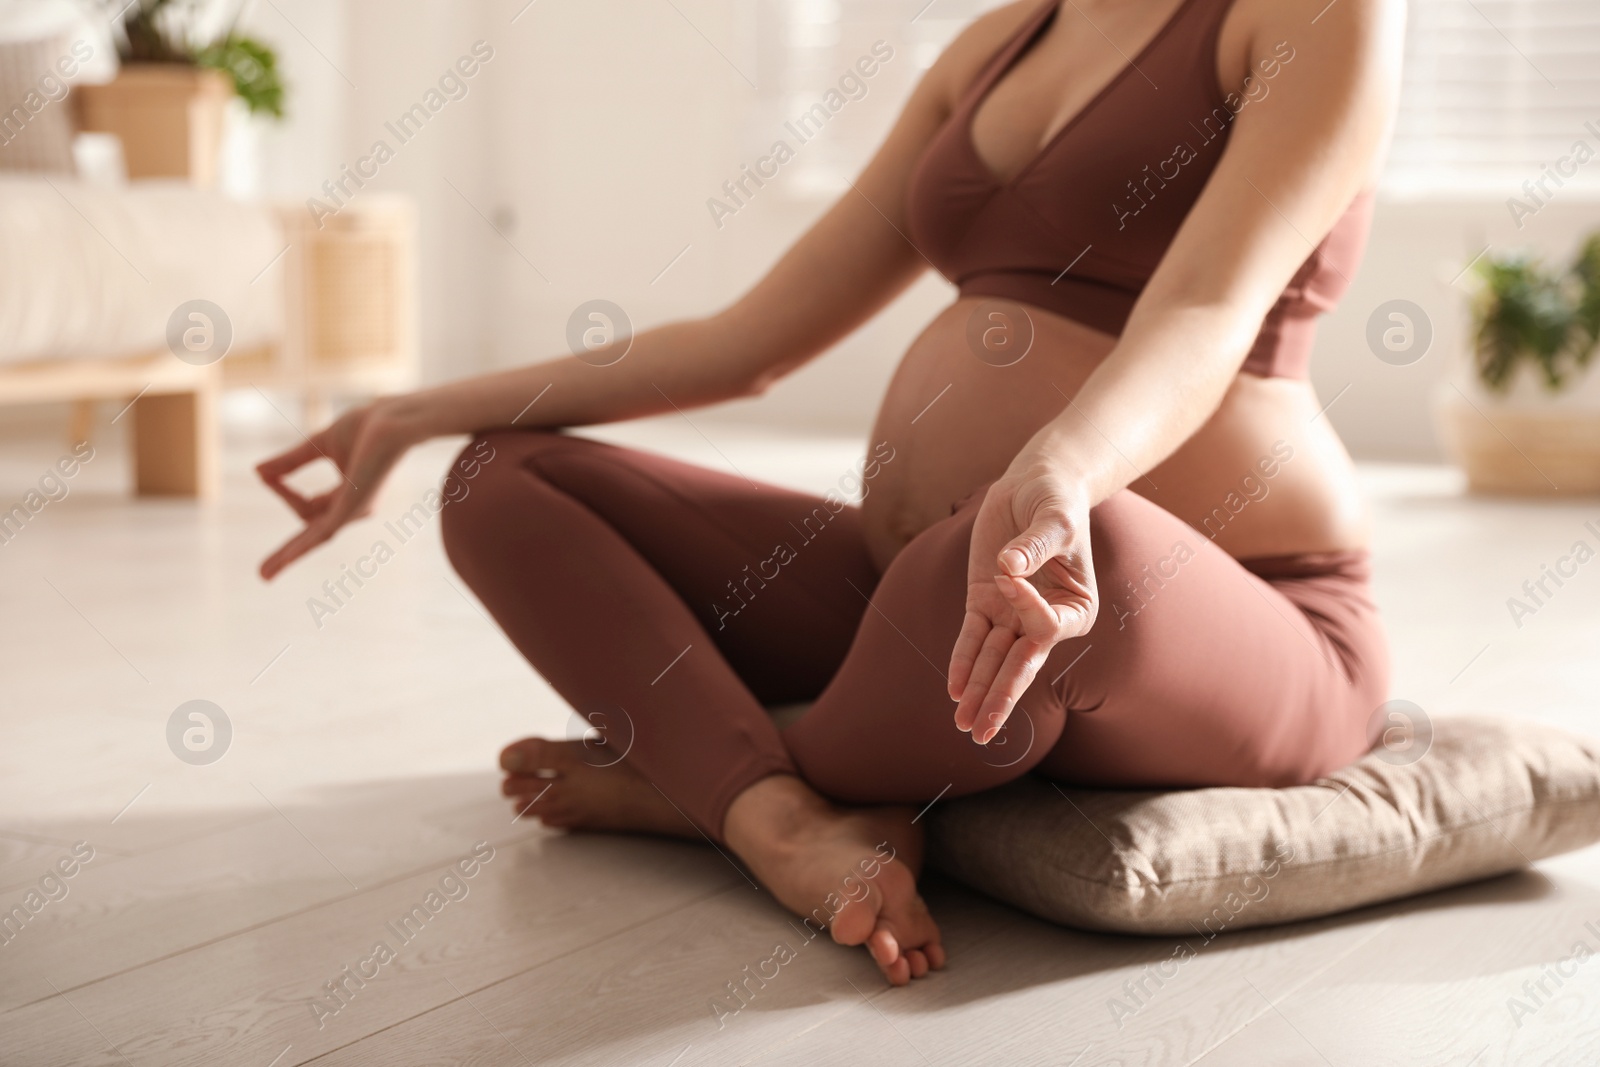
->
xmin=441 ymin=429 xmax=1388 ymax=979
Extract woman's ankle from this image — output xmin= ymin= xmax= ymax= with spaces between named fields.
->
xmin=722 ymin=773 xmax=833 ymax=858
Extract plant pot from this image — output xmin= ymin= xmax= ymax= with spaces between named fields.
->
xmin=1435 ymin=388 xmax=1600 ymax=496
xmin=75 ymin=64 xmax=232 ymax=187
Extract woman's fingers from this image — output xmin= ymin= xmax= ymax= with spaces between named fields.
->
xmin=259 ymin=512 xmax=341 ymax=580
xmin=946 ymin=608 xmax=992 ymax=701
xmin=1057 ymin=598 xmax=1095 ymax=639
xmin=256 ymin=437 xmax=323 ymax=481
xmin=264 ymin=477 xmax=318 ymax=522
xmin=953 ymin=626 xmax=1015 ymax=733
xmin=974 ymin=638 xmax=1051 ymax=743
xmin=258 ymin=445 xmax=385 ymax=580
xmin=954 ymin=479 xmax=1096 ymax=737
xmin=953 ymin=575 xmax=1087 ymax=740
xmin=996 ymin=573 xmax=1061 ymax=640
xmin=253 ymin=408 xmax=401 ymax=582
xmin=292 ymin=490 xmax=338 ymax=524
xmin=256 ymin=438 xmax=327 ymax=520
xmin=998 ymin=514 xmax=1070 ymax=579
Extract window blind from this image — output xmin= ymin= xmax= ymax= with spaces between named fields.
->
xmin=1384 ymin=0 xmax=1600 ymax=197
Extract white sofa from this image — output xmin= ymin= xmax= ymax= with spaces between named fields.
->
xmin=0 ymin=175 xmax=286 ymax=496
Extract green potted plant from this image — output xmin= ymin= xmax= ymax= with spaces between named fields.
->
xmin=1437 ymin=236 xmax=1600 ymax=495
xmin=76 ymin=0 xmax=284 ymax=187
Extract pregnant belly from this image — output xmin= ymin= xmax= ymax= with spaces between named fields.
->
xmin=860 ymin=297 xmax=1370 ymax=572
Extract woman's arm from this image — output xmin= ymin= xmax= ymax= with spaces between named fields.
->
xmin=950 ymin=0 xmax=1405 ymax=739
xmin=1024 ymin=0 xmax=1402 ymax=504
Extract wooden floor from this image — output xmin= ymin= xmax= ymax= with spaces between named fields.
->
xmin=1 ymin=409 xmax=1597 ymax=1066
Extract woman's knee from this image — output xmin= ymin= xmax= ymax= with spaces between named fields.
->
xmin=439 ymin=429 xmax=627 ymax=565
xmin=440 ymin=436 xmax=497 ymax=568
xmin=437 ymin=430 xmax=558 ymax=566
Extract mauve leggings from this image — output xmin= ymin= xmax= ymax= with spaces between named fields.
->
xmin=441 ymin=430 xmax=1391 ymax=843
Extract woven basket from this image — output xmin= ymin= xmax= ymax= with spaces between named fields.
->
xmin=1436 ymin=390 xmax=1600 ymax=496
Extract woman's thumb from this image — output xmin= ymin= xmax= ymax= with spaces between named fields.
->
xmin=998 ymin=516 xmax=1068 ymax=577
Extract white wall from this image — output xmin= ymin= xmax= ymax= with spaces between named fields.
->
xmin=478 ymin=0 xmax=758 ymax=367
xmin=240 ymin=0 xmax=497 ymax=385
xmin=1313 ymin=197 xmax=1600 ymax=461
xmin=473 ymin=0 xmax=968 ymax=435
xmin=245 ymin=0 xmax=350 ymax=198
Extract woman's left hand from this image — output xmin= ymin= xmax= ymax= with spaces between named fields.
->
xmin=949 ymin=459 xmax=1099 ymax=743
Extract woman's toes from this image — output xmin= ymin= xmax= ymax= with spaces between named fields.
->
xmin=511 ymin=788 xmax=570 ymax=826
xmin=883 ymin=954 xmax=912 ymax=986
xmin=538 ymin=805 xmax=575 ymax=828
xmin=865 ymin=926 xmax=901 ymax=967
xmin=868 ymin=891 xmax=943 ymax=983
xmin=509 ymin=794 xmax=542 ymax=821
xmin=829 ymin=894 xmax=881 ymax=950
xmin=502 ymin=772 xmax=557 ymax=796
xmin=499 ymin=738 xmax=534 ymax=772
xmin=505 ymin=772 xmax=559 ymax=821
xmin=500 ymin=736 xmax=566 ymax=774
xmin=867 ymin=923 xmax=936 ymax=985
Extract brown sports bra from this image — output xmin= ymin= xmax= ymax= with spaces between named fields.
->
xmin=906 ymin=0 xmax=1374 ymax=378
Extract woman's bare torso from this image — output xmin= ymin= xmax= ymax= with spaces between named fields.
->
xmin=862 ymin=300 xmax=1369 ymax=570
xmin=859 ymin=0 xmax=1370 ymax=571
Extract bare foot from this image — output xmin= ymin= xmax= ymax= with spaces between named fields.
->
xmin=724 ymin=776 xmax=946 ymax=986
xmin=499 ymin=737 xmax=699 ymax=838
xmin=501 ymin=742 xmax=947 ymax=986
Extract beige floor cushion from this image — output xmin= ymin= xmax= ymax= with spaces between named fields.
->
xmin=926 ymin=715 xmax=1600 ymax=935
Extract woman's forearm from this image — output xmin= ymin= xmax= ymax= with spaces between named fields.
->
xmin=1019 ymin=301 xmax=1261 ymax=504
xmin=379 ymin=312 xmax=772 ymax=444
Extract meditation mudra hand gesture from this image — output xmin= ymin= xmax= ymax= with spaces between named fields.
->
xmin=255 ymin=404 xmax=406 ymax=581
xmin=951 ymin=462 xmax=1097 ymax=744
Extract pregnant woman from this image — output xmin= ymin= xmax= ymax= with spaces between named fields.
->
xmin=258 ymin=0 xmax=1402 ymax=986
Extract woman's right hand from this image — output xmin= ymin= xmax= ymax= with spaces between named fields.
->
xmin=256 ymin=400 xmax=414 ymax=580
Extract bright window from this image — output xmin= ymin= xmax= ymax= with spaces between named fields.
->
xmin=1383 ymin=0 xmax=1600 ymax=197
